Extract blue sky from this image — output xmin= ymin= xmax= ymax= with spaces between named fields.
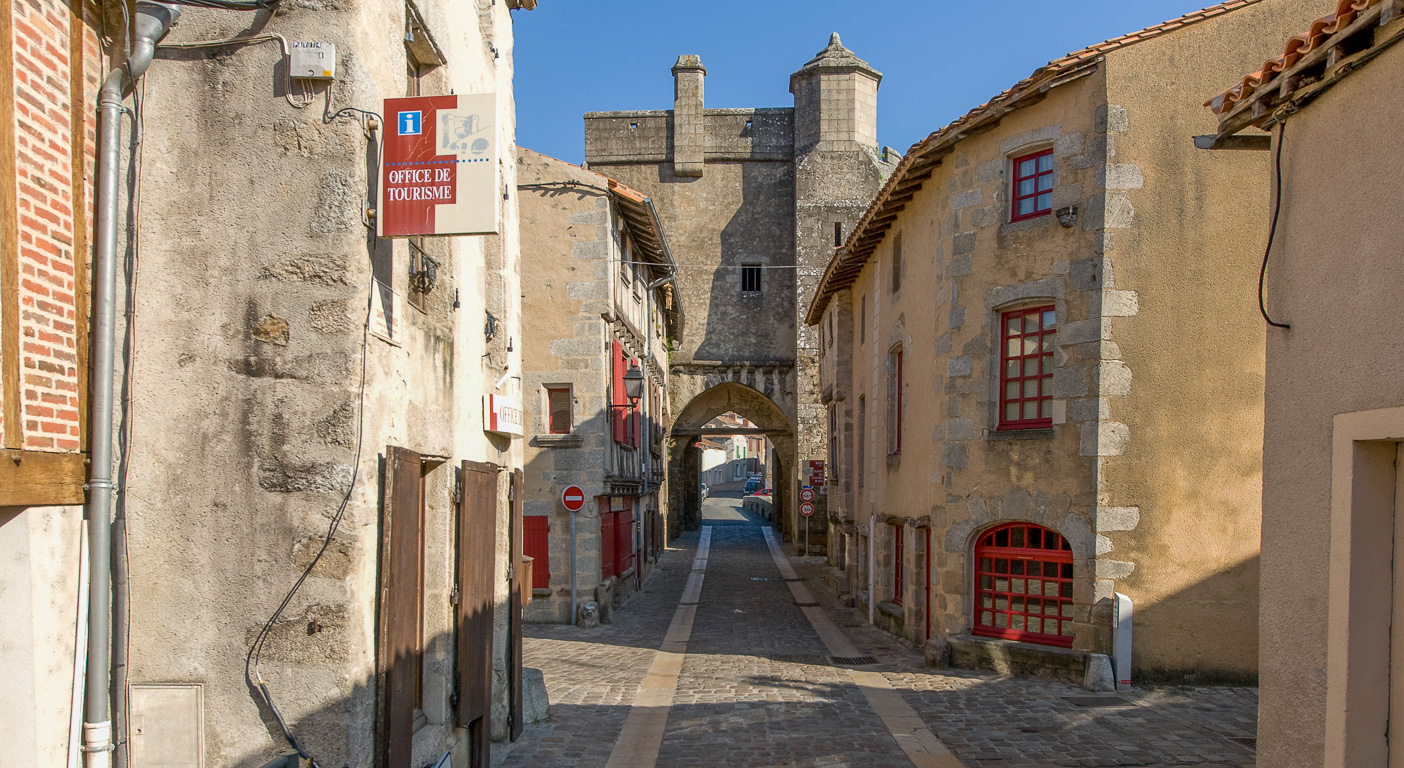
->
xmin=511 ymin=0 xmax=1236 ymax=163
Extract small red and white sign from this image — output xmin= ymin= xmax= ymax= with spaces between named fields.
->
xmin=799 ymin=487 xmax=815 ymax=503
xmin=483 ymin=394 xmax=524 ymax=437
xmin=561 ymin=485 xmax=586 ymax=512
xmin=379 ymin=93 xmax=499 ymax=237
xmin=800 ymin=502 xmax=815 ymax=517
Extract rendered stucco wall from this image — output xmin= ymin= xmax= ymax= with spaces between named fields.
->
xmin=1254 ymin=40 xmax=1404 ymax=768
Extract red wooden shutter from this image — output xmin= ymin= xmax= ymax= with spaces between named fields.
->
xmin=601 ymin=505 xmax=617 ymax=580
xmin=523 ymin=515 xmax=551 ymax=589
xmin=612 ymin=342 xmax=626 ymax=444
xmin=617 ymin=502 xmax=634 ymax=576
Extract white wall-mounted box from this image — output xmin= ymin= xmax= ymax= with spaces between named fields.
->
xmin=289 ymin=41 xmax=336 ymax=80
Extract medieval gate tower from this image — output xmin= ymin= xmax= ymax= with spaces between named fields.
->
xmin=583 ymin=35 xmax=895 ymax=550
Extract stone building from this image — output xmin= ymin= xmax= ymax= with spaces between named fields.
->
xmin=516 ymin=147 xmax=680 ymax=625
xmin=582 ymin=36 xmax=896 ymax=551
xmin=806 ymin=0 xmax=1319 ymax=684
xmin=5 ymin=0 xmax=539 ymax=766
xmin=1202 ymin=1 xmax=1404 ymax=764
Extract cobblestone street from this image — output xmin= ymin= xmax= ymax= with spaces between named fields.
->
xmin=496 ymin=494 xmax=1259 ymax=768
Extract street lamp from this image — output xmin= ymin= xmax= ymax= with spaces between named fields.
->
xmin=611 ymin=362 xmax=645 ymax=409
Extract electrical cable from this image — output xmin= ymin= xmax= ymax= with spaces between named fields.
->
xmin=158 ymin=34 xmax=315 ymax=109
xmin=1259 ymin=120 xmax=1290 ymax=329
xmin=244 ymin=287 xmax=370 ymax=768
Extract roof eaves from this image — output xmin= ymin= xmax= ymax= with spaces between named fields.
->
xmin=1206 ymin=0 xmax=1403 ymax=138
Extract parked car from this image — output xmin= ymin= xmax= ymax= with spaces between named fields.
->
xmin=743 ymin=475 xmax=762 ymax=494
xmin=699 ymin=482 xmax=709 ymax=500
xmin=749 ymin=488 xmax=772 ymax=498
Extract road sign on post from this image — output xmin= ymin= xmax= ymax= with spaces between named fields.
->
xmin=800 ymin=487 xmax=815 ymax=503
xmin=561 ymin=485 xmax=586 ymax=512
xmin=800 ymin=502 xmax=815 ymax=517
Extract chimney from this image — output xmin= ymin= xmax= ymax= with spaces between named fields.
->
xmin=671 ymin=55 xmax=706 ymax=177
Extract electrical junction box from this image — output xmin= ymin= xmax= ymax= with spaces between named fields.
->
xmin=289 ymin=41 xmax=336 ymax=80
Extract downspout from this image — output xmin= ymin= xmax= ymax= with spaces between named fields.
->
xmin=86 ymin=5 xmax=181 ymax=768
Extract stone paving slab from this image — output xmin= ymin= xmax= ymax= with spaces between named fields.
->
xmin=497 ymin=500 xmax=1258 ymax=768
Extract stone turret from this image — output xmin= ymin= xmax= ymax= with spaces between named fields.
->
xmin=790 ymin=33 xmax=881 ymax=152
xmin=672 ymin=54 xmax=707 ymax=176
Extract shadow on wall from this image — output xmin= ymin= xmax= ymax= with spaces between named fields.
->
xmin=692 ymin=162 xmax=796 ymax=363
xmin=232 ymin=619 xmax=498 ymax=768
xmin=1128 ymin=554 xmax=1260 ymax=685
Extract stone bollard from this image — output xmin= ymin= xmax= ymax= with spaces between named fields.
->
xmin=923 ymin=636 xmax=951 ymax=669
xmin=522 ymin=667 xmax=551 ymax=724
xmin=577 ymin=600 xmax=600 ymax=629
xmin=1083 ymin=653 xmax=1116 ymax=692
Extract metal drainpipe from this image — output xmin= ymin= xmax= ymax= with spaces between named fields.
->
xmin=86 ymin=4 xmax=180 ymax=767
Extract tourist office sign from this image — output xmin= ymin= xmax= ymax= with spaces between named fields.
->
xmin=379 ymin=94 xmax=499 ymax=237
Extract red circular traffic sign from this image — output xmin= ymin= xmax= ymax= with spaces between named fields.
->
xmin=800 ymin=488 xmax=815 ymax=503
xmin=561 ymin=485 xmax=586 ymax=512
xmin=800 ymin=502 xmax=815 ymax=517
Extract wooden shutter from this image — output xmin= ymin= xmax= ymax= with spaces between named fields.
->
xmin=455 ymin=459 xmax=497 ymax=768
xmin=611 ymin=342 xmax=626 ymax=444
xmin=377 ymin=446 xmax=423 ymax=768
xmin=617 ymin=503 xmax=634 ymax=576
xmin=523 ymin=516 xmax=550 ymax=589
xmin=510 ymin=469 xmax=524 ymax=741
xmin=601 ymin=508 xmax=616 ymax=580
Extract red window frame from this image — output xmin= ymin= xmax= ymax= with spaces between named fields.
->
xmin=1011 ymin=149 xmax=1054 ymax=221
xmin=611 ymin=342 xmax=639 ymax=448
xmin=892 ymin=524 xmax=904 ymax=606
xmin=547 ymin=388 xmax=571 ymax=434
xmin=523 ymin=515 xmax=551 ymax=589
xmin=999 ymin=305 xmax=1055 ymax=430
xmin=973 ymin=523 xmax=1074 ymax=647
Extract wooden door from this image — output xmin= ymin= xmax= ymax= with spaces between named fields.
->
xmin=377 ymin=446 xmax=423 ymax=768
xmin=456 ymin=460 xmax=497 ymax=767
xmin=1391 ymin=443 xmax=1404 ymax=768
xmin=510 ymin=469 xmax=524 ymax=741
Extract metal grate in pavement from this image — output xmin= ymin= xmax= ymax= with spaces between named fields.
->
xmin=794 ymin=601 xmax=820 ymax=607
xmin=828 ymin=655 xmax=880 ymax=666
xmin=784 ymin=577 xmax=804 ymax=582
xmin=1063 ymin=696 xmax=1130 ymax=707
xmin=750 ymin=576 xmax=781 ymax=582
xmin=1228 ymin=736 xmax=1257 ymax=749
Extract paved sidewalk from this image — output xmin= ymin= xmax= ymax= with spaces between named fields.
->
xmin=495 ymin=499 xmax=1258 ymax=768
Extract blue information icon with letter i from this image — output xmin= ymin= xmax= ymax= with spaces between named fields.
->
xmin=398 ymin=110 xmax=422 ymax=136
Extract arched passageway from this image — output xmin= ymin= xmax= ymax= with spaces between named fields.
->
xmin=668 ymin=381 xmax=795 ymax=540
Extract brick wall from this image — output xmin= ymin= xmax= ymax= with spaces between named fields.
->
xmin=3 ymin=0 xmax=98 ymax=452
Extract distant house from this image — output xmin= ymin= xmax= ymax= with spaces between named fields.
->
xmin=807 ymin=0 xmax=1320 ymax=684
xmin=1203 ymin=2 xmax=1404 ymax=765
xmin=518 ymin=148 xmax=682 ymax=624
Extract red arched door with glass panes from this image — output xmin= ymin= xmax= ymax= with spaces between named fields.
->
xmin=973 ymin=523 xmax=1074 ymax=647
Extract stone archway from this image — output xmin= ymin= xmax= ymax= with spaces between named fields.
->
xmin=668 ymin=375 xmax=796 ymax=539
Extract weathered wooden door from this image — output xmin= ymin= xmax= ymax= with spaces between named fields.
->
xmin=377 ymin=446 xmax=423 ymax=768
xmin=509 ymin=469 xmax=524 ymax=741
xmin=457 ymin=460 xmax=498 ymax=768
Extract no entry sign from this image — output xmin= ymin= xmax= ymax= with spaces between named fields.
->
xmin=379 ymin=93 xmax=499 ymax=237
xmin=800 ymin=502 xmax=815 ymax=517
xmin=561 ymin=485 xmax=586 ymax=512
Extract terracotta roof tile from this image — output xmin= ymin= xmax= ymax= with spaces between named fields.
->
xmin=1206 ymin=0 xmax=1383 ymax=115
xmin=805 ymin=0 xmax=1263 ymax=326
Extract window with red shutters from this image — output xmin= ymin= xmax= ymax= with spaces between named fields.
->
xmin=1011 ymin=149 xmax=1054 ymax=221
xmin=612 ymin=342 xmax=627 ymax=445
xmin=600 ymin=507 xmax=616 ymax=580
xmin=523 ymin=515 xmax=550 ymax=589
xmin=999 ymin=306 xmax=1056 ymax=430
xmin=547 ymin=388 xmax=571 ymax=434
xmin=973 ymin=523 xmax=1074 ymax=647
xmin=892 ymin=524 xmax=904 ymax=606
